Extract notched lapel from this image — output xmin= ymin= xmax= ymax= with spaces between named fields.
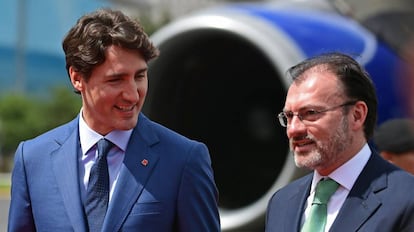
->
xmin=51 ymin=127 xmax=87 ymax=232
xmin=289 ymin=177 xmax=312 ymax=231
xmin=285 ymin=176 xmax=312 ymax=231
xmin=103 ymin=116 xmax=160 ymax=232
xmin=330 ymin=190 xmax=382 ymax=231
xmin=330 ymin=154 xmax=386 ymax=231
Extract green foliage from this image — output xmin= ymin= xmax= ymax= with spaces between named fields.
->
xmin=44 ymin=87 xmax=82 ymax=127
xmin=0 ymin=87 xmax=81 ymax=164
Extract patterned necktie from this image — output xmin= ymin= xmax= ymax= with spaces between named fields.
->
xmin=301 ymin=178 xmax=339 ymax=232
xmin=85 ymin=138 xmax=113 ymax=232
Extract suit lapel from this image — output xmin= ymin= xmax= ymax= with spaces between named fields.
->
xmin=287 ymin=176 xmax=312 ymax=231
xmin=51 ymin=119 xmax=88 ymax=232
xmin=330 ymin=154 xmax=386 ymax=231
xmin=103 ymin=114 xmax=160 ymax=232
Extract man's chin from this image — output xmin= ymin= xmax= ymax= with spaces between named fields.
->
xmin=115 ymin=120 xmax=138 ymax=131
xmin=294 ymin=152 xmax=319 ymax=169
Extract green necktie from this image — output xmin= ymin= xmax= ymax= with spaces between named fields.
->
xmin=301 ymin=178 xmax=339 ymax=232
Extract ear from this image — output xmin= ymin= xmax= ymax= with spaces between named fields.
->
xmin=69 ymin=66 xmax=83 ymax=92
xmin=350 ymin=101 xmax=368 ymax=131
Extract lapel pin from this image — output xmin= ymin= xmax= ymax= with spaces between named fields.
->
xmin=141 ymin=159 xmax=149 ymax=166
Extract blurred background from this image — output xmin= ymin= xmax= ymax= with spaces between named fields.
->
xmin=1 ymin=0 xmax=413 ymax=231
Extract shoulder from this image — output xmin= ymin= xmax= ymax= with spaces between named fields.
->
xmin=269 ymin=173 xmax=312 ymax=203
xmin=17 ymin=117 xmax=78 ymax=152
xmin=136 ymin=114 xmax=210 ymax=168
xmin=365 ymin=152 xmax=414 ymax=184
xmin=357 ymin=152 xmax=414 ymax=199
xmin=138 ymin=113 xmax=205 ymax=148
xmin=386 ymin=164 xmax=414 ymax=189
xmin=266 ymin=173 xmax=311 ymax=223
xmin=137 ymin=115 xmax=214 ymax=182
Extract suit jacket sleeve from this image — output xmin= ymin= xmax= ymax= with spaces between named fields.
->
xmin=8 ymin=142 xmax=36 ymax=232
xmin=176 ymin=142 xmax=220 ymax=231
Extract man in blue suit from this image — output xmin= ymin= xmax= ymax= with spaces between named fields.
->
xmin=266 ymin=52 xmax=414 ymax=232
xmin=8 ymin=8 xmax=220 ymax=232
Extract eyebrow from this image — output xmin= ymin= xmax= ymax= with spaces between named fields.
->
xmin=284 ymin=104 xmax=324 ymax=112
xmin=135 ymin=67 xmax=148 ymax=73
xmin=136 ymin=68 xmax=148 ymax=74
xmin=106 ymin=67 xmax=148 ymax=78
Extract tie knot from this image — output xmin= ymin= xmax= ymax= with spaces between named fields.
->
xmin=313 ymin=178 xmax=339 ymax=204
xmin=97 ymin=138 xmax=113 ymax=159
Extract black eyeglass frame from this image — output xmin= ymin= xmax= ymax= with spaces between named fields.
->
xmin=277 ymin=100 xmax=358 ymax=127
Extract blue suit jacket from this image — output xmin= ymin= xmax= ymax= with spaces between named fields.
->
xmin=8 ymin=113 xmax=220 ymax=232
xmin=265 ymin=152 xmax=414 ymax=232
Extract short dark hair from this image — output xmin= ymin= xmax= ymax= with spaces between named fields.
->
xmin=62 ymin=8 xmax=159 ymax=90
xmin=374 ymin=118 xmax=414 ymax=154
xmin=287 ymin=52 xmax=378 ymax=140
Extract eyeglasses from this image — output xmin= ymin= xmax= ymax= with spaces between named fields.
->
xmin=277 ymin=101 xmax=357 ymax=127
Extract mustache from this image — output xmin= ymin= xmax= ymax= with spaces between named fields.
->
xmin=290 ymin=134 xmax=314 ymax=143
xmin=289 ymin=134 xmax=316 ymax=149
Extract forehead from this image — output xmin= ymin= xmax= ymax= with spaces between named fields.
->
xmin=91 ymin=45 xmax=147 ymax=76
xmin=105 ymin=45 xmax=146 ymax=66
xmin=285 ymin=69 xmax=342 ymax=109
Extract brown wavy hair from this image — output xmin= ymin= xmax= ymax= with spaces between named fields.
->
xmin=62 ymin=8 xmax=159 ymax=92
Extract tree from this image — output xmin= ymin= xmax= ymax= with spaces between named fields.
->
xmin=0 ymin=86 xmax=81 ymax=171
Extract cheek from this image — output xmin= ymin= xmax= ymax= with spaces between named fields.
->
xmin=96 ymin=89 xmax=115 ymax=102
xmin=85 ymin=88 xmax=117 ymax=110
xmin=137 ymin=82 xmax=148 ymax=96
xmin=307 ymin=124 xmax=331 ymax=140
xmin=324 ymin=116 xmax=345 ymax=133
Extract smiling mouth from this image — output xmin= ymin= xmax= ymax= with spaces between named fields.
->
xmin=291 ymin=136 xmax=315 ymax=150
xmin=295 ymin=141 xmax=313 ymax=147
xmin=116 ymin=105 xmax=135 ymax=111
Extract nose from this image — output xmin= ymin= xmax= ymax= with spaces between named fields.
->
xmin=286 ymin=115 xmax=306 ymax=138
xmin=122 ymin=79 xmax=140 ymax=102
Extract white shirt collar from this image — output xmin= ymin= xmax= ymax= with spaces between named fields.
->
xmin=78 ymin=108 xmax=133 ymax=155
xmin=311 ymin=143 xmax=371 ymax=192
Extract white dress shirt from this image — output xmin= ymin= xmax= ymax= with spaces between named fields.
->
xmin=302 ymin=143 xmax=371 ymax=232
xmin=78 ymin=110 xmax=132 ymax=202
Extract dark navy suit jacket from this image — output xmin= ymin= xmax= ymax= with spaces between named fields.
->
xmin=265 ymin=152 xmax=414 ymax=232
xmin=8 ymin=113 xmax=220 ymax=231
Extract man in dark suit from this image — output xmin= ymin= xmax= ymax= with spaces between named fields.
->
xmin=266 ymin=52 xmax=414 ymax=232
xmin=8 ymin=8 xmax=220 ymax=232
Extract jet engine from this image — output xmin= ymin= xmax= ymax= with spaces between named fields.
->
xmin=144 ymin=0 xmax=408 ymax=230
